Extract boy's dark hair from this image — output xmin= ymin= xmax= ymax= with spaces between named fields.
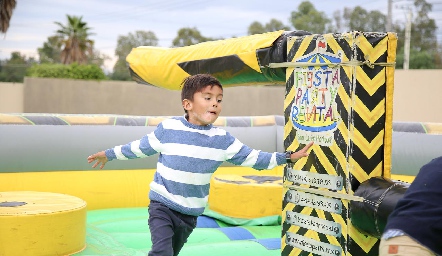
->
xmin=181 ymin=74 xmax=223 ymax=113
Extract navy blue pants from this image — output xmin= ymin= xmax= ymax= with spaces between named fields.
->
xmin=148 ymin=200 xmax=198 ymax=256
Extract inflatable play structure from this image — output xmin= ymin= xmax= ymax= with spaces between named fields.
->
xmin=0 ymin=115 xmax=288 ymax=255
xmin=1 ymin=30 xmax=442 ymax=255
xmin=2 ymin=114 xmax=442 ymax=256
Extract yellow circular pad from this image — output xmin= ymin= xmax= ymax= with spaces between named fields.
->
xmin=208 ymin=174 xmax=282 ymax=219
xmin=0 ymin=191 xmax=87 ymax=256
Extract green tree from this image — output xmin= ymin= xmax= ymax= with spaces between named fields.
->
xmin=111 ymin=30 xmax=158 ymax=80
xmin=0 ymin=52 xmax=33 ymax=82
xmin=88 ymin=49 xmax=110 ymax=71
xmin=343 ymin=6 xmax=387 ymax=32
xmin=39 ymin=34 xmax=107 ymax=69
xmin=412 ymin=0 xmax=438 ymax=52
xmin=37 ymin=36 xmax=62 ymax=64
xmin=332 ymin=10 xmax=343 ymax=32
xmin=290 ymin=1 xmax=331 ymax=34
xmin=172 ymin=27 xmax=212 ymax=47
xmin=28 ymin=63 xmax=106 ymax=80
xmin=0 ymin=0 xmax=16 ymax=33
xmin=248 ymin=21 xmax=265 ymax=35
xmin=265 ymin=19 xmax=290 ymax=32
xmin=248 ymin=19 xmax=290 ymax=35
xmin=394 ymin=0 xmax=440 ymax=69
xmin=55 ymin=15 xmax=94 ymax=64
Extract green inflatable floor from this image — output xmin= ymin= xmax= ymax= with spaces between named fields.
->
xmin=74 ymin=207 xmax=282 ymax=256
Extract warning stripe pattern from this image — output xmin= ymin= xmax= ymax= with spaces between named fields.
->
xmin=282 ymin=31 xmax=396 ymax=256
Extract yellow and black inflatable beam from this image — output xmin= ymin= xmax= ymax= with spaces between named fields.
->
xmin=126 ymin=30 xmax=311 ymax=90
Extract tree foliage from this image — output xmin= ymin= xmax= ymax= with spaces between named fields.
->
xmin=39 ymin=20 xmax=108 ymax=70
xmin=397 ymin=49 xmax=436 ymax=69
xmin=248 ymin=21 xmax=266 ymax=35
xmin=394 ymin=0 xmax=440 ymax=68
xmin=88 ymin=49 xmax=110 ymax=71
xmin=28 ymin=63 xmax=106 ymax=80
xmin=55 ymin=15 xmax=95 ymax=65
xmin=412 ymin=0 xmax=438 ymax=52
xmin=343 ymin=6 xmax=387 ymax=32
xmin=37 ymin=36 xmax=62 ymax=64
xmin=248 ymin=19 xmax=290 ymax=35
xmin=290 ymin=1 xmax=331 ymax=34
xmin=4 ymin=0 xmax=440 ymax=82
xmin=32 ymin=15 xmax=111 ymax=79
xmin=0 ymin=0 xmax=16 ymax=33
xmin=111 ymin=31 xmax=158 ymax=81
xmin=172 ymin=27 xmax=212 ymax=47
xmin=286 ymin=0 xmax=440 ymax=69
xmin=331 ymin=10 xmax=343 ymax=32
xmin=0 ymin=52 xmax=34 ymax=82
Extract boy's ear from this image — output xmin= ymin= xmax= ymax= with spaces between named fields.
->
xmin=182 ymin=99 xmax=192 ymax=111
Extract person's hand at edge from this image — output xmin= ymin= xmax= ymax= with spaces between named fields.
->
xmin=87 ymin=151 xmax=108 ymax=169
xmin=290 ymin=141 xmax=314 ymax=162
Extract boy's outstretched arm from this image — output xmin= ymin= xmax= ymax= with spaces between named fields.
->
xmin=289 ymin=141 xmax=314 ymax=162
xmin=87 ymin=151 xmax=108 ymax=169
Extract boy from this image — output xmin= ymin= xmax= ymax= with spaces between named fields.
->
xmin=87 ymin=74 xmax=313 ymax=256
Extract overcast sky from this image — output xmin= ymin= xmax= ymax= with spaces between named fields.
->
xmin=1 ymin=0 xmax=441 ymax=71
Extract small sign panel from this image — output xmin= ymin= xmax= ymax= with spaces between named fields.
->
xmin=285 ymin=210 xmax=341 ymax=237
xmin=286 ymin=190 xmax=342 ymax=214
xmin=286 ymin=168 xmax=343 ymax=190
xmin=286 ymin=232 xmax=342 ymax=256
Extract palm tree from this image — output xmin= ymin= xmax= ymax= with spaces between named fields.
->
xmin=55 ymin=15 xmax=94 ymax=64
xmin=0 ymin=0 xmax=17 ymax=33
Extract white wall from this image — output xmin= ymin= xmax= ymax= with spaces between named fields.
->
xmin=1 ymin=69 xmax=441 ymax=123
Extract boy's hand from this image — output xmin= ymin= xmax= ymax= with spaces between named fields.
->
xmin=290 ymin=142 xmax=314 ymax=162
xmin=87 ymin=151 xmax=108 ymax=169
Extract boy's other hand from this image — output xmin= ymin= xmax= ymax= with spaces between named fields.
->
xmin=87 ymin=151 xmax=108 ymax=169
xmin=291 ymin=141 xmax=314 ymax=162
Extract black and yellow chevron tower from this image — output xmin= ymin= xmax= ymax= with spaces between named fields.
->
xmin=281 ymin=32 xmax=397 ymax=256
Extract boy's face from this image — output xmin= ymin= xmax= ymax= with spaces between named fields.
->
xmin=183 ymin=85 xmax=223 ymax=126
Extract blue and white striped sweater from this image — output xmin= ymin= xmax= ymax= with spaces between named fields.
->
xmin=105 ymin=116 xmax=286 ymax=216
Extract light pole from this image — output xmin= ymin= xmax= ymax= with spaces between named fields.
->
xmin=403 ymin=7 xmax=412 ymax=70
xmin=387 ymin=0 xmax=393 ymax=32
